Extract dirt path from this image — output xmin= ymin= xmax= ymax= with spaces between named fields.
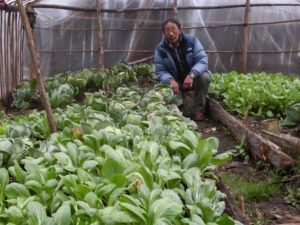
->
xmin=198 ymin=117 xmax=300 ymax=225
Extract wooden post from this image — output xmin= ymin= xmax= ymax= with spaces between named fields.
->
xmin=172 ymin=0 xmax=178 ymax=18
xmin=95 ymin=0 xmax=104 ymax=69
xmin=16 ymin=0 xmax=56 ymax=133
xmin=241 ymin=0 xmax=251 ymax=73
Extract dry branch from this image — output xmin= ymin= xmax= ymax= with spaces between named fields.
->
xmin=208 ymin=97 xmax=294 ymax=168
xmin=261 ymin=130 xmax=300 ymax=153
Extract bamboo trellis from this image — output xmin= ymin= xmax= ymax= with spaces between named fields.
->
xmin=0 ymin=9 xmax=24 ymax=104
xmin=1 ymin=1 xmax=300 ymax=101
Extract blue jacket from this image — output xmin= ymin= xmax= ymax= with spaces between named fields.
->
xmin=154 ymin=33 xmax=210 ymax=84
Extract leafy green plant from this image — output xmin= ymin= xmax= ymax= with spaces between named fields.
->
xmin=232 ymin=137 xmax=249 ymax=161
xmin=285 ymin=187 xmax=300 ymax=207
xmin=209 ymin=72 xmax=300 ymax=117
xmin=222 ymin=174 xmax=280 ymax=202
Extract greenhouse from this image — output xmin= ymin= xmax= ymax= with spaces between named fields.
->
xmin=0 ymin=0 xmax=300 ymax=224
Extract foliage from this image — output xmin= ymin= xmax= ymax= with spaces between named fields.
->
xmin=209 ymin=71 xmax=300 ymax=117
xmin=285 ymin=187 xmax=300 ymax=207
xmin=11 ymin=63 xmax=140 ymax=109
xmin=282 ymin=102 xmax=300 ymax=127
xmin=221 ymin=174 xmax=280 ymax=202
xmin=0 ymin=83 xmax=239 ymax=224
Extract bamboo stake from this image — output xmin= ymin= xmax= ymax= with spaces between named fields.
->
xmin=241 ymin=0 xmax=251 ymax=73
xmin=5 ymin=12 xmax=9 ymax=99
xmin=31 ymin=3 xmax=300 ymax=13
xmin=95 ymin=0 xmax=104 ymax=69
xmin=37 ymin=49 xmax=300 ymax=54
xmin=172 ymin=0 xmax=178 ymax=18
xmin=128 ymin=55 xmax=154 ymax=65
xmin=16 ymin=0 xmax=56 ymax=133
xmin=34 ymin=18 xmax=300 ymax=32
xmin=0 ymin=10 xmax=3 ymax=98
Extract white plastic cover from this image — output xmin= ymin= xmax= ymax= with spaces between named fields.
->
xmin=29 ymin=0 xmax=300 ymax=76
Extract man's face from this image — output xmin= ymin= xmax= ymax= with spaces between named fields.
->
xmin=163 ymin=22 xmax=181 ymax=45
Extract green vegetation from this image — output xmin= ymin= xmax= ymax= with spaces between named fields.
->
xmin=11 ymin=63 xmax=155 ymax=109
xmin=209 ymin=71 xmax=300 ymax=117
xmin=221 ymin=174 xmax=281 ymax=202
xmin=0 ymin=72 xmax=239 ymax=224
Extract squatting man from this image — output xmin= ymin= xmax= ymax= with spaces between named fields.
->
xmin=154 ymin=18 xmax=211 ymax=121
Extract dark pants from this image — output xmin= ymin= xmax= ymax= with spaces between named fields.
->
xmin=180 ymin=72 xmax=211 ymax=115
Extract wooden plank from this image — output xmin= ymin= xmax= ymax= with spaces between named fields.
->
xmin=208 ymin=97 xmax=294 ymax=168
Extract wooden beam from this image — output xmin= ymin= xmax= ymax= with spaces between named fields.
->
xmin=31 ymin=3 xmax=300 ymax=13
xmin=128 ymin=55 xmax=154 ymax=65
xmin=16 ymin=0 xmax=56 ymax=133
xmin=208 ymin=97 xmax=294 ymax=168
xmin=172 ymin=0 xmax=178 ymax=18
xmin=241 ymin=0 xmax=250 ymax=73
xmin=95 ymin=0 xmax=104 ymax=69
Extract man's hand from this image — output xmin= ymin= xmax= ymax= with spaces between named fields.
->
xmin=169 ymin=79 xmax=179 ymax=95
xmin=183 ymin=74 xmax=193 ymax=90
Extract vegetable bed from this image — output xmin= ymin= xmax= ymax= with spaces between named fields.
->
xmin=0 ymin=65 xmax=240 ymax=225
xmin=208 ymin=71 xmax=300 ymax=167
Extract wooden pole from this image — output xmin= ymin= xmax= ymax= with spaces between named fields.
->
xmin=16 ymin=0 xmax=56 ymax=133
xmin=172 ymin=0 xmax=178 ymax=18
xmin=241 ymin=0 xmax=251 ymax=73
xmin=95 ymin=0 xmax=104 ymax=69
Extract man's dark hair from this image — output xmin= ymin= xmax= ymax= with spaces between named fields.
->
xmin=161 ymin=18 xmax=181 ymax=31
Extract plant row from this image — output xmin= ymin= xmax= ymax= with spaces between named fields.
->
xmin=0 ymin=84 xmax=239 ymax=224
xmin=11 ymin=64 xmax=155 ymax=109
xmin=209 ymin=71 xmax=300 ymax=118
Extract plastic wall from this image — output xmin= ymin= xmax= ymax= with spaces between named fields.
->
xmin=30 ymin=0 xmax=300 ymax=76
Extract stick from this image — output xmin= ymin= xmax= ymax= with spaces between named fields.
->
xmin=95 ymin=0 xmax=104 ymax=69
xmin=16 ymin=0 xmax=56 ymax=133
xmin=241 ymin=0 xmax=250 ymax=73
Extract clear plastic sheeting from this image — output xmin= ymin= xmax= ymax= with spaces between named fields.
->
xmin=28 ymin=0 xmax=300 ymax=76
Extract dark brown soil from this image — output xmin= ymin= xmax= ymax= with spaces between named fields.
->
xmin=196 ymin=116 xmax=300 ymax=225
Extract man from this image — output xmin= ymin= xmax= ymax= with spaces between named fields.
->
xmin=154 ymin=18 xmax=211 ymax=121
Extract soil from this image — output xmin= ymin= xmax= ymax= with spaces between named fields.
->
xmin=197 ymin=116 xmax=300 ymax=225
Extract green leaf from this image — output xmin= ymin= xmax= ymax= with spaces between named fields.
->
xmin=138 ymin=166 xmax=154 ymax=189
xmin=82 ymin=160 xmax=98 ymax=170
xmin=102 ymin=159 xmax=123 ymax=178
xmin=6 ymin=206 xmax=24 ymax=224
xmin=0 ymin=168 xmax=9 ymax=202
xmin=26 ymin=201 xmax=47 ymax=225
xmin=211 ymin=152 xmax=232 ymax=166
xmin=110 ymin=174 xmax=126 ymax=188
xmin=216 ymin=214 xmax=235 ymax=225
xmin=53 ymin=204 xmax=72 ymax=225
xmin=182 ymin=130 xmax=199 ymax=149
xmin=100 ymin=206 xmax=137 ymax=224
xmin=119 ymin=202 xmax=146 ymax=223
xmin=5 ymin=183 xmax=30 ymax=199
xmin=169 ymin=141 xmax=192 ymax=156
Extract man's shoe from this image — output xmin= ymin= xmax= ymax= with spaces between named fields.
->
xmin=193 ymin=111 xmax=205 ymax=121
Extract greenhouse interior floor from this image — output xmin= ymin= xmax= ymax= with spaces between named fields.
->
xmin=198 ymin=117 xmax=300 ymax=225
